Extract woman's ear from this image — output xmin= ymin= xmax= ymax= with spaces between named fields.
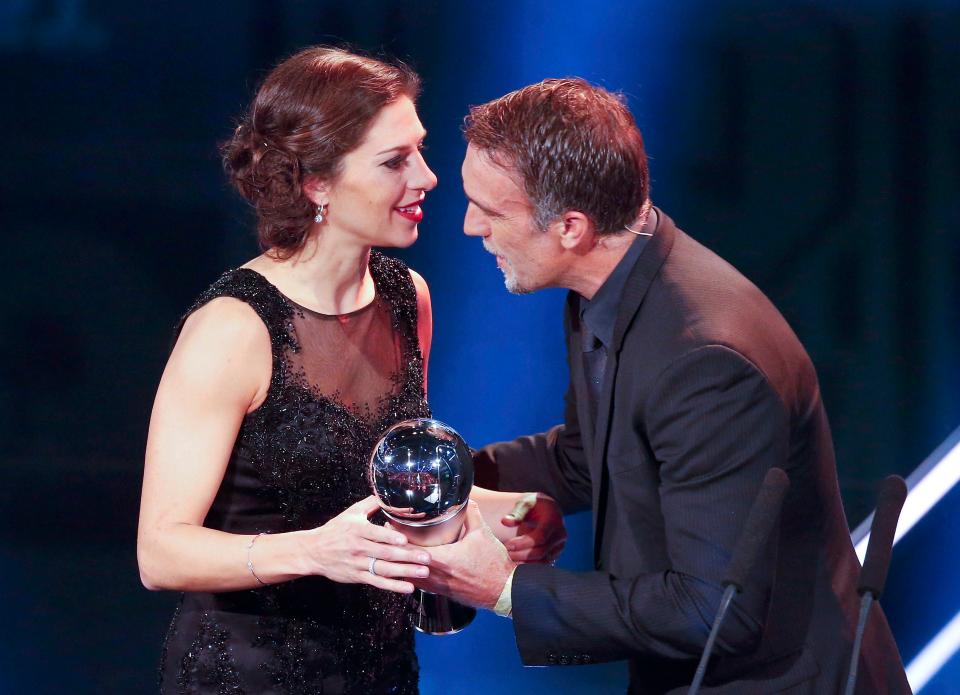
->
xmin=302 ymin=175 xmax=330 ymax=207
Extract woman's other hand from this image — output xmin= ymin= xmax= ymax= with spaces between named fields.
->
xmin=303 ymin=495 xmax=431 ymax=594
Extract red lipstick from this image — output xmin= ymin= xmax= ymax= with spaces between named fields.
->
xmin=395 ymin=195 xmax=425 ymax=223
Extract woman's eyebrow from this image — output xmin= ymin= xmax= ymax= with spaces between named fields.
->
xmin=375 ymin=130 xmax=427 ymax=156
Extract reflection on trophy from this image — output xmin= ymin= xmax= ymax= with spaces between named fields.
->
xmin=369 ymin=418 xmax=475 ymax=634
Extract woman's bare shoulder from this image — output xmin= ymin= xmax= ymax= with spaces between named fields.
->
xmin=179 ymin=295 xmax=267 ymax=345
xmin=170 ymin=297 xmax=271 ymax=393
xmin=408 ymin=268 xmax=431 ymax=308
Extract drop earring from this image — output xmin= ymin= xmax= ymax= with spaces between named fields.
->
xmin=315 ymin=204 xmax=327 ymax=224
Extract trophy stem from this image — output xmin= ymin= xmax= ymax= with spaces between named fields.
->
xmin=410 ymin=589 xmax=476 ymax=635
xmin=391 ymin=506 xmax=475 ymax=635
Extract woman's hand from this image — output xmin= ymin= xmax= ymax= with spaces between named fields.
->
xmin=303 ymin=495 xmax=432 ymax=594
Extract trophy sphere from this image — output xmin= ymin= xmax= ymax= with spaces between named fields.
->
xmin=369 ymin=418 xmax=474 ymax=527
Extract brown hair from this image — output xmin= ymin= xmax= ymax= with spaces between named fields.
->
xmin=222 ymin=47 xmax=420 ymax=256
xmin=464 ymin=78 xmax=649 ymax=234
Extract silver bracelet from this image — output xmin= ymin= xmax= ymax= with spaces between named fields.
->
xmin=246 ymin=532 xmax=268 ymax=586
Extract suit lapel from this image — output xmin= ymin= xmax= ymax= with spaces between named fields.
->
xmin=590 ymin=210 xmax=677 ymax=564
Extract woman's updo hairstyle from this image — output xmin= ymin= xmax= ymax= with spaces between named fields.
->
xmin=222 ymin=47 xmax=420 ymax=257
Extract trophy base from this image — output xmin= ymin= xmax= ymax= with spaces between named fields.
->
xmin=409 ymin=589 xmax=476 ymax=635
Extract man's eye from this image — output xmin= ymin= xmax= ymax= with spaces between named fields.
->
xmin=384 ymin=155 xmax=406 ymax=169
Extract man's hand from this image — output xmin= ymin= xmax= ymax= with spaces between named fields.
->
xmin=502 ymin=493 xmax=567 ymax=564
xmin=416 ymin=501 xmax=517 ymax=609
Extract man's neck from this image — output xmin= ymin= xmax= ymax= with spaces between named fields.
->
xmin=561 ymin=205 xmax=655 ymax=299
xmin=561 ymin=232 xmax=637 ymax=300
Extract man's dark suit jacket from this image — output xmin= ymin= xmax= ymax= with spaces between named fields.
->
xmin=474 ymin=210 xmax=910 ymax=694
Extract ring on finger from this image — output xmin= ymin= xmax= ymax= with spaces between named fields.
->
xmin=368 ymin=556 xmax=379 ymax=576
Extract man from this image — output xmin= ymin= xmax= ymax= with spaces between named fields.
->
xmin=419 ymin=79 xmax=910 ymax=694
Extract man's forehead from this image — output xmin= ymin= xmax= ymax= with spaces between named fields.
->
xmin=465 ymin=144 xmax=514 ymax=174
xmin=463 ymin=146 xmax=530 ymax=208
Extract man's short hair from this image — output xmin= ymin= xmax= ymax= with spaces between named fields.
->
xmin=464 ymin=78 xmax=649 ymax=234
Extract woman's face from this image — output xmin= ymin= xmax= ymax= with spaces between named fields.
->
xmin=319 ymin=96 xmax=437 ymax=249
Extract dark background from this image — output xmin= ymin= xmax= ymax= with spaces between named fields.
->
xmin=1 ymin=1 xmax=958 ymax=693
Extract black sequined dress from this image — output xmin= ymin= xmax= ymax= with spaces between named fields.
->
xmin=159 ymin=252 xmax=429 ymax=694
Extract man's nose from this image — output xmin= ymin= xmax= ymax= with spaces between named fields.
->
xmin=463 ymin=204 xmax=487 ymax=237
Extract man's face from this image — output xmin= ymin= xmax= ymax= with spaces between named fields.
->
xmin=461 ymin=144 xmax=561 ymax=294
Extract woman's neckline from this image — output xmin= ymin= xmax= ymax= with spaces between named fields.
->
xmin=237 ymin=266 xmax=378 ymax=318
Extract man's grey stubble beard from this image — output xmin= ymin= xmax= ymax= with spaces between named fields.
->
xmin=503 ymin=271 xmax=532 ymax=295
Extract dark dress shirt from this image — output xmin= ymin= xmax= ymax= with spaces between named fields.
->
xmin=579 ymin=210 xmax=655 ymax=418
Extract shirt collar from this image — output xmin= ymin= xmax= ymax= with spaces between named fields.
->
xmin=579 ymin=208 xmax=657 ymax=351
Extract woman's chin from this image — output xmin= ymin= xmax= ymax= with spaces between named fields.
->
xmin=366 ymin=223 xmax=420 ymax=249
xmin=389 ymin=227 xmax=419 ymax=248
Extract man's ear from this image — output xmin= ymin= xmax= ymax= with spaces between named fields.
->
xmin=556 ymin=210 xmax=595 ymax=251
xmin=302 ymin=175 xmax=330 ymax=207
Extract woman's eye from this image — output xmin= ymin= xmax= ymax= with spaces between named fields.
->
xmin=383 ymin=143 xmax=426 ymax=170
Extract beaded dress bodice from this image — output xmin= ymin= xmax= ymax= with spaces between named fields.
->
xmin=160 ymin=252 xmax=429 ymax=695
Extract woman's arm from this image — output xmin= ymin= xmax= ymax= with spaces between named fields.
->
xmin=410 ymin=269 xmax=432 ymax=393
xmin=471 ymin=487 xmax=566 ymax=564
xmin=471 ymin=487 xmax=531 ymax=541
xmin=137 ymin=297 xmax=429 ymax=594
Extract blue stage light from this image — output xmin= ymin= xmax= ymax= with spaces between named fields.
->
xmin=853 ymin=426 xmax=960 ymax=563
xmin=906 ymin=609 xmax=960 ymax=693
xmin=850 ymin=425 xmax=960 ymax=692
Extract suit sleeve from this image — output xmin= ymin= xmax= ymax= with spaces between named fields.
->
xmin=511 ymin=345 xmax=789 ymax=663
xmin=473 ymin=299 xmax=592 ymax=514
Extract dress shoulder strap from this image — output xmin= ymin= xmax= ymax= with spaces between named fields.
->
xmin=368 ymin=251 xmax=419 ymax=344
xmin=172 ymin=268 xmax=299 ymax=360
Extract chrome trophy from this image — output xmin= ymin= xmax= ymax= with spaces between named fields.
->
xmin=369 ymin=418 xmax=475 ymax=634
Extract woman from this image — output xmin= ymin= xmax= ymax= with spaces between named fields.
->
xmin=137 ymin=47 xmax=564 ymax=694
